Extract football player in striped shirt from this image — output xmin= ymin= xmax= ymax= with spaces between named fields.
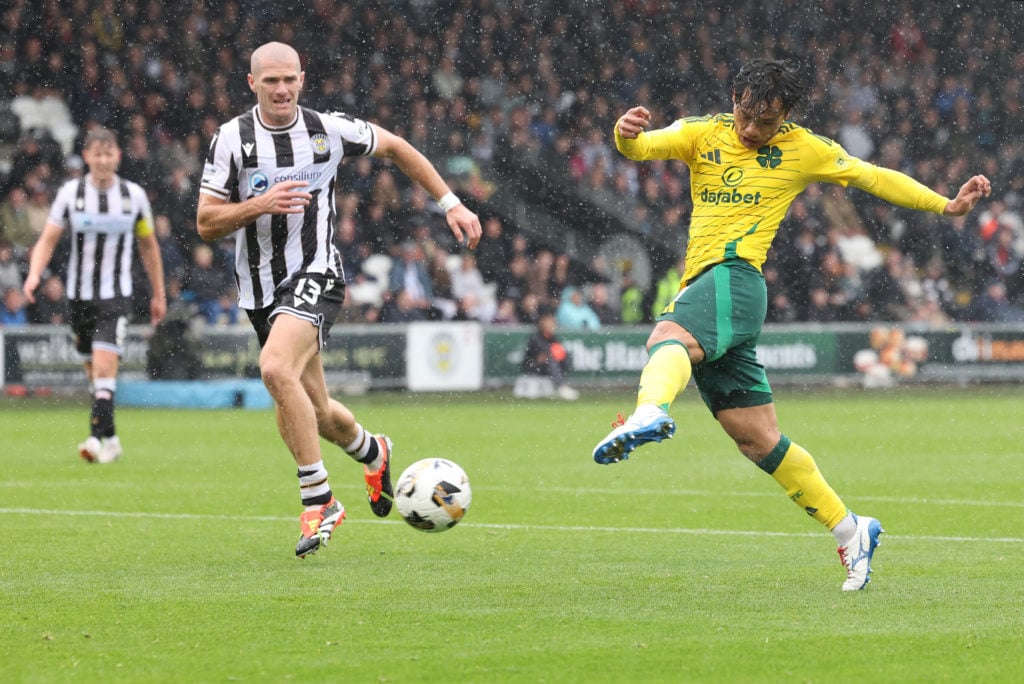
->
xmin=197 ymin=42 xmax=481 ymax=557
xmin=593 ymin=58 xmax=991 ymax=590
xmin=23 ymin=127 xmax=167 ymax=464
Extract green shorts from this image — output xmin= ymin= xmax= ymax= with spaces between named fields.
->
xmin=657 ymin=260 xmax=772 ymax=415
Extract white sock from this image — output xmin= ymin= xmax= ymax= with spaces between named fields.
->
xmin=297 ymin=460 xmax=331 ymax=508
xmin=831 ymin=513 xmax=857 ymax=546
xmin=344 ymin=424 xmax=371 ymax=459
xmin=632 ymin=403 xmax=666 ymax=421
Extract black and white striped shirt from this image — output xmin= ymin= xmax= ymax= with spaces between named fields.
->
xmin=200 ymin=106 xmax=377 ymax=310
xmin=48 ymin=174 xmax=155 ymax=301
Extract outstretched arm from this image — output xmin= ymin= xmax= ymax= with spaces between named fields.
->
xmin=372 ymin=124 xmax=482 ymax=249
xmin=943 ymin=175 xmax=992 ymax=217
xmin=613 ymin=106 xmax=690 ymax=162
xmin=851 ymin=165 xmax=991 ymax=218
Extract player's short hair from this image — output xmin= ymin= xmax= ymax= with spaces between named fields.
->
xmin=731 ymin=58 xmax=811 ymax=115
xmin=82 ymin=127 xmax=119 ymax=150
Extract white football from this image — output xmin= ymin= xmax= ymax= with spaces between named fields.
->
xmin=394 ymin=458 xmax=472 ymax=533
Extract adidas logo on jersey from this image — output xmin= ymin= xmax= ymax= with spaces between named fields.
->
xmin=701 ymin=149 xmax=722 ymax=164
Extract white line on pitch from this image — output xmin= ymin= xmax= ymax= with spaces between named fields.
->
xmin=411 ymin=484 xmax=1024 ymax=510
xmin=7 ymin=480 xmax=1016 ymax=512
xmin=0 ymin=507 xmax=1019 ymax=544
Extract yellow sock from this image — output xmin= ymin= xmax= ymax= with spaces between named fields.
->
xmin=758 ymin=435 xmax=847 ymax=530
xmin=636 ymin=340 xmax=691 ymax=412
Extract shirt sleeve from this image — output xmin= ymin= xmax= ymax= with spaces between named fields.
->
xmin=614 ymin=117 xmax=699 ymax=165
xmin=849 ymin=163 xmax=949 ymax=214
xmin=797 ymin=131 xmax=869 ymax=187
xmin=132 ymin=184 xmax=156 ymax=237
xmin=199 ymin=127 xmax=235 ymax=200
xmin=328 ymin=112 xmax=378 ymax=158
xmin=47 ymin=183 xmax=73 ymax=227
xmin=799 ymin=131 xmax=948 ymax=214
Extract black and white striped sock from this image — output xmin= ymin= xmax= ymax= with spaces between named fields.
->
xmin=344 ymin=424 xmax=381 ymax=469
xmin=297 ymin=460 xmax=332 ymax=508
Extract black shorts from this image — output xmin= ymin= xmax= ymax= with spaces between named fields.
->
xmin=245 ymin=272 xmax=346 ymax=349
xmin=68 ymin=298 xmax=131 ymax=356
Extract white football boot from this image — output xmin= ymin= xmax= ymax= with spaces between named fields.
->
xmin=593 ymin=404 xmax=676 ymax=464
xmin=78 ymin=436 xmax=103 ymax=463
xmin=837 ymin=513 xmax=884 ymax=591
xmin=99 ymin=435 xmax=123 ymax=463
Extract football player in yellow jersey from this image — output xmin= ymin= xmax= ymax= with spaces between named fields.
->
xmin=592 ymin=58 xmax=991 ymax=591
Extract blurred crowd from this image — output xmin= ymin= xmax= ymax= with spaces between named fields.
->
xmin=2 ymin=0 xmax=1024 ymax=332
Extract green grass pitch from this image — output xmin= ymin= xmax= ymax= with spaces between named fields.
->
xmin=2 ymin=387 xmax=1022 ymax=683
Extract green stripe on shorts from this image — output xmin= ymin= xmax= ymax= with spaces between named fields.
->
xmin=712 ymin=265 xmax=734 ymax=362
xmin=657 ymin=259 xmax=772 ymax=415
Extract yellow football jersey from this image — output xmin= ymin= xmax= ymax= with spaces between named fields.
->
xmin=615 ymin=113 xmax=948 ymax=285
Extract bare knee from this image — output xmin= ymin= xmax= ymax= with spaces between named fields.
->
xmin=729 ymin=425 xmax=781 ymax=463
xmin=91 ymin=350 xmax=120 ymax=379
xmin=646 ymin=321 xmax=704 ymax=363
xmin=259 ymin=351 xmax=296 ymax=395
xmin=718 ymin=405 xmax=781 ymax=464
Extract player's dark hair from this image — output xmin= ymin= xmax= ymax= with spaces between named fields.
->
xmin=731 ymin=58 xmax=811 ymax=115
